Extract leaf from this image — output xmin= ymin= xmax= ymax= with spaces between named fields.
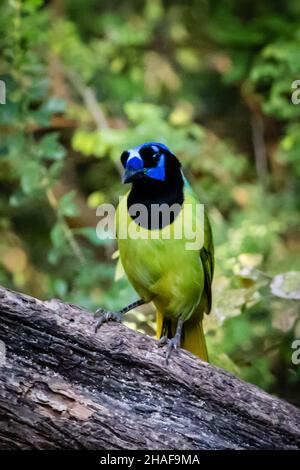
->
xmin=72 ymin=130 xmax=105 ymax=157
xmin=272 ymin=301 xmax=299 ymax=332
xmin=53 ymin=278 xmax=68 ymax=297
xmin=41 ymin=97 xmax=67 ymax=114
xmin=38 ymin=133 xmax=66 ymax=160
xmin=50 ymin=222 xmax=66 ymax=248
xmin=21 ymin=162 xmax=43 ymax=194
xmin=270 ymin=271 xmax=300 ymax=300
xmin=87 ymin=191 xmax=105 ymax=208
xmin=58 ymin=191 xmax=79 ymax=217
xmin=9 ymin=190 xmax=27 ymax=207
xmin=74 ymin=227 xmax=112 ymax=246
xmin=213 ymin=287 xmax=261 ymax=324
xmin=238 ymin=253 xmax=263 ymax=268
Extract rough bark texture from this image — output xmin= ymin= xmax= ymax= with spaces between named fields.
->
xmin=0 ymin=285 xmax=299 ymax=450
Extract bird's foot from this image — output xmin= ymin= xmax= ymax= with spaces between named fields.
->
xmin=158 ymin=335 xmax=181 ymax=364
xmin=94 ymin=308 xmax=123 ymax=333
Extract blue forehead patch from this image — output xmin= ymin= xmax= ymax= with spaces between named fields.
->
xmin=126 ymin=155 xmax=144 ymax=170
xmin=146 ymin=153 xmax=165 ymax=181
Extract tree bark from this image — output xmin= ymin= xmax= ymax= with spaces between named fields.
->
xmin=0 ymin=285 xmax=299 ymax=450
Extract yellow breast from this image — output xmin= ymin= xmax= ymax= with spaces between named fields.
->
xmin=116 ymin=189 xmax=204 ymax=320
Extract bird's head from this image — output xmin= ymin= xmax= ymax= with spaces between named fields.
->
xmin=120 ymin=142 xmax=181 ymax=186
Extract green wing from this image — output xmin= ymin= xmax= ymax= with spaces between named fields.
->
xmin=183 ymin=178 xmax=214 ymax=314
xmin=200 ymin=210 xmax=214 ymax=314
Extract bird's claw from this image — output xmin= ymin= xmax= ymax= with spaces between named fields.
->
xmin=158 ymin=336 xmax=180 ymax=364
xmin=158 ymin=335 xmax=169 ymax=346
xmin=94 ymin=308 xmax=123 ymax=333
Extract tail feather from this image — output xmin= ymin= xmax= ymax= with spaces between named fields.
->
xmin=182 ymin=316 xmax=208 ymax=362
xmin=156 ymin=310 xmax=208 ymax=362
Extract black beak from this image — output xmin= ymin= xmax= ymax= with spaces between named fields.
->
xmin=122 ymin=168 xmax=145 ymax=184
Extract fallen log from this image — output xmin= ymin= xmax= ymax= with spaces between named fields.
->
xmin=0 ymin=285 xmax=299 ymax=450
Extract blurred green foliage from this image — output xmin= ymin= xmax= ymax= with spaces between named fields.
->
xmin=0 ymin=0 xmax=299 ymax=405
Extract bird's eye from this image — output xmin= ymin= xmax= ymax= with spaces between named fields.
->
xmin=140 ymin=146 xmax=159 ymax=167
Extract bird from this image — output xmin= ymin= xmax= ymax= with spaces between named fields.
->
xmin=95 ymin=142 xmax=214 ymax=363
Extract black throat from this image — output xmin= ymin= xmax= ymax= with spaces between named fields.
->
xmin=127 ymin=170 xmax=184 ymax=230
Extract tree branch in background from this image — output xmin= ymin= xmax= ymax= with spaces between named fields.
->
xmin=66 ymin=69 xmax=109 ymax=130
xmin=251 ymin=112 xmax=268 ymax=190
xmin=47 ymin=188 xmax=86 ymax=264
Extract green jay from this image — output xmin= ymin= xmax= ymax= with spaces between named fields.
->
xmin=95 ymin=142 xmax=214 ymax=363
